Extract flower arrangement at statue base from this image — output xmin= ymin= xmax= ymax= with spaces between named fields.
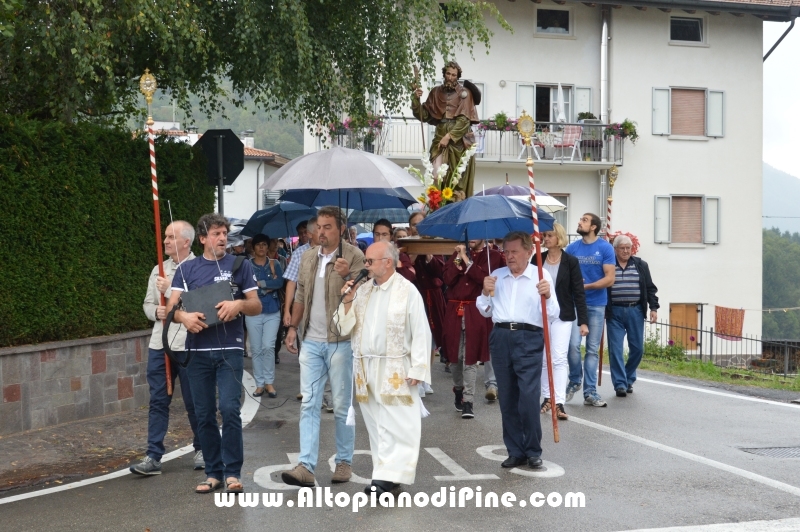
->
xmin=405 ymin=144 xmax=477 ymax=211
xmin=606 ymin=231 xmax=640 ymax=255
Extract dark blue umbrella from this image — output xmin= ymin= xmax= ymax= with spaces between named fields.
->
xmin=240 ymin=202 xmax=317 ymax=238
xmin=347 ymin=208 xmax=414 ymax=224
xmin=416 ymin=196 xmax=555 ymax=242
xmin=280 ymin=188 xmax=417 ymax=210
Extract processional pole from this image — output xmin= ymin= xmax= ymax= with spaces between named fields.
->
xmin=517 ymin=112 xmax=559 ymax=442
xmin=140 ymin=69 xmax=173 ymax=396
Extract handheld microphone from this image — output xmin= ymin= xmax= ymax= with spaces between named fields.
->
xmin=344 ymin=268 xmax=369 ymax=295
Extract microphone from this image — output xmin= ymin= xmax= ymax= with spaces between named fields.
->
xmin=344 ymin=268 xmax=369 ymax=295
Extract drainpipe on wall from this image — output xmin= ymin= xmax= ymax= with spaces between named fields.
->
xmin=763 ymin=18 xmax=795 ymax=62
xmin=600 ymin=7 xmax=609 ymax=125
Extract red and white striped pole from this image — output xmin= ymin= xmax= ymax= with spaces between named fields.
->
xmin=141 ymin=70 xmax=173 ymax=396
xmin=522 ymin=120 xmax=559 ymax=443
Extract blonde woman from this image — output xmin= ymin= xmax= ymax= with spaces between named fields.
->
xmin=533 ymin=223 xmax=588 ymax=420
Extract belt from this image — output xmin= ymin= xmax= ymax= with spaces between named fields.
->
xmin=494 ymin=322 xmax=541 ymax=332
xmin=612 ymin=302 xmax=639 ymax=307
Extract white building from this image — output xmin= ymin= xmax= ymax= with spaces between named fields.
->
xmin=150 ymin=125 xmax=290 ymax=220
xmin=304 ymin=0 xmax=797 ymax=345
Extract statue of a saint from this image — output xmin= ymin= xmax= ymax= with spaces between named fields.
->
xmin=412 ymin=61 xmax=481 ymax=198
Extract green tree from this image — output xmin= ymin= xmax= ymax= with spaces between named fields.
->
xmin=762 ymin=228 xmax=800 ymax=338
xmin=144 ymin=87 xmax=305 ymax=158
xmin=1 ymin=0 xmax=510 ymax=125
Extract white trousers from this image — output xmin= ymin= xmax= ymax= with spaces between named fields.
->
xmin=541 ymin=318 xmax=571 ymax=405
xmin=359 ymin=360 xmax=422 ymax=485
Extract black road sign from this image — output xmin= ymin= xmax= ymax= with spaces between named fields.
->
xmin=195 ymin=129 xmax=244 ymax=186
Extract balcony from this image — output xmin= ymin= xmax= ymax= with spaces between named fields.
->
xmin=330 ymin=116 xmax=624 ymax=169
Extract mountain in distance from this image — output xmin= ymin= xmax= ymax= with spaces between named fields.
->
xmin=763 ymin=162 xmax=800 ymax=234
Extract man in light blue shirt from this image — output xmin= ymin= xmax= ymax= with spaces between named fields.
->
xmin=477 ymin=231 xmax=559 ymax=469
xmin=564 ymin=213 xmax=616 ymax=407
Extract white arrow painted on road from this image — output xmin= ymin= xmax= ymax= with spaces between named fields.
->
xmin=425 ymin=447 xmax=500 ymax=481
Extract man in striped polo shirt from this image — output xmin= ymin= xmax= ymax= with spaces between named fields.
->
xmin=606 ymin=235 xmax=659 ymax=398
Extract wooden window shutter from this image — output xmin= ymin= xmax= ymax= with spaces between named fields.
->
xmin=671 ymin=89 xmax=705 ymax=136
xmin=671 ymin=196 xmax=702 ymax=243
xmin=652 ymin=88 xmax=671 ymax=135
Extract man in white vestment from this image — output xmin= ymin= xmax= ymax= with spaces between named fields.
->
xmin=336 ymin=242 xmax=432 ymax=495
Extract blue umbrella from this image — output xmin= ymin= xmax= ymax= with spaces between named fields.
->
xmin=280 ymin=188 xmax=417 ymax=210
xmin=348 ymin=208 xmax=414 ymax=224
xmin=416 ymin=196 xmax=555 ymax=242
xmin=240 ymin=202 xmax=317 ymax=238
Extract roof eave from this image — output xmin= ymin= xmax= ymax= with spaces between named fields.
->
xmin=571 ymin=1 xmax=799 ymax=21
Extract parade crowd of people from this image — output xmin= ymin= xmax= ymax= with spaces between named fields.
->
xmin=129 ymin=207 xmax=659 ymax=496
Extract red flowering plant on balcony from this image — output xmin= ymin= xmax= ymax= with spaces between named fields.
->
xmin=604 ymin=119 xmax=639 ymax=145
xmin=476 ymin=111 xmax=518 ymax=132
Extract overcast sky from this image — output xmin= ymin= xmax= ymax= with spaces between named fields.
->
xmin=763 ymin=21 xmax=800 ymax=177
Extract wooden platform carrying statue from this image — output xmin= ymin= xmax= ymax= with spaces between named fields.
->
xmin=412 ymin=60 xmax=482 ymax=198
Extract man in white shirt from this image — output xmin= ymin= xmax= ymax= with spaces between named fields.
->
xmin=130 ymin=220 xmax=201 ymax=476
xmin=477 ymin=231 xmax=560 ymax=469
xmin=336 ymin=241 xmax=431 ymax=495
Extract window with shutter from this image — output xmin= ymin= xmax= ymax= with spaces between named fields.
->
xmin=652 ymin=88 xmax=671 ymax=135
xmin=517 ymin=84 xmax=535 ymax=120
xmin=671 ymin=196 xmax=703 ymax=243
xmin=469 ymin=81 xmax=486 ymax=119
xmin=671 ymin=89 xmax=706 ymax=136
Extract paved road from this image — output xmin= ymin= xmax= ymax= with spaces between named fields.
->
xmin=2 ymin=352 xmax=800 ymax=532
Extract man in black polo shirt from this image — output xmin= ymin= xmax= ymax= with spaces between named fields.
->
xmin=606 ymin=235 xmax=659 ymax=398
xmin=168 ymin=213 xmax=261 ymax=494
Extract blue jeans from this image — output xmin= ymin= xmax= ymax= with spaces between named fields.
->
xmin=146 ymin=348 xmax=200 ymax=461
xmin=607 ymin=305 xmax=645 ymax=390
xmin=187 ymin=349 xmax=244 ymax=481
xmin=298 ymin=340 xmax=354 ymax=474
xmin=245 ymin=312 xmax=281 ymax=387
xmin=568 ymin=305 xmax=606 ymax=396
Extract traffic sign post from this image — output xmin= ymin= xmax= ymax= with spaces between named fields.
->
xmin=195 ymin=129 xmax=245 ymax=215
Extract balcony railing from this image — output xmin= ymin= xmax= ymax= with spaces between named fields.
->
xmin=371 ymin=116 xmax=623 ymax=166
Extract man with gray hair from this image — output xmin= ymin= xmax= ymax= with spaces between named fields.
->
xmin=606 ymin=235 xmax=659 ymax=398
xmin=131 ymin=220 xmax=202 ymax=476
xmin=336 ymin=241 xmax=432 ymax=495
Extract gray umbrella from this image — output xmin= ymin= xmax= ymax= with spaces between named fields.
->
xmin=260 ymin=147 xmax=421 ymax=191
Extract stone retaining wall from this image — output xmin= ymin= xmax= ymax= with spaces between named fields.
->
xmin=0 ymin=330 xmax=152 ymax=436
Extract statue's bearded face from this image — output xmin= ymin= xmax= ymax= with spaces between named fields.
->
xmin=443 ymin=67 xmax=459 ymax=91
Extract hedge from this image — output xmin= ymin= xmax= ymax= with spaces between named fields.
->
xmin=0 ymin=116 xmax=215 ymax=347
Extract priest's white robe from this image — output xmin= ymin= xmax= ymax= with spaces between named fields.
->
xmin=336 ymin=272 xmax=432 ymax=485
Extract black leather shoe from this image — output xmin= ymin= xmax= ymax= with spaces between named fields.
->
xmin=501 ymin=456 xmax=526 ymax=468
xmin=527 ymin=457 xmax=543 ymax=469
xmin=627 ymin=385 xmax=633 ymax=394
xmin=615 ymin=388 xmax=627 ymax=397
xmin=365 ymin=480 xmax=399 ymax=495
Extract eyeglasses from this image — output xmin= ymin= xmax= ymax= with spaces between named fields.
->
xmin=365 ymin=258 xmax=390 ymax=266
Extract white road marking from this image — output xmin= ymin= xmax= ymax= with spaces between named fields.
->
xmin=570 ymin=415 xmax=800 ymax=498
xmin=475 ymin=445 xmax=565 ymax=478
xmin=618 ymin=517 xmax=800 ymax=531
xmin=603 ymin=371 xmax=800 ymax=410
xmin=0 ymin=370 xmax=259 ymax=505
xmin=424 ymin=447 xmax=499 ymax=481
